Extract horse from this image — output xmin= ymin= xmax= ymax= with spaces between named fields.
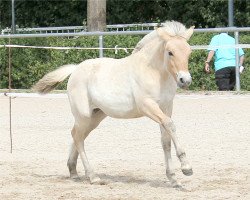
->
xmin=33 ymin=21 xmax=194 ymax=188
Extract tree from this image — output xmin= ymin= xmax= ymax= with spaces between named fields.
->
xmin=0 ymin=0 xmax=249 ymax=29
xmin=87 ymin=0 xmax=106 ymax=31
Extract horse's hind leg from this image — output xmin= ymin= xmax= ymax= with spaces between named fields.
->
xmin=67 ymin=142 xmax=79 ymax=179
xmin=68 ymin=109 xmax=106 ymax=183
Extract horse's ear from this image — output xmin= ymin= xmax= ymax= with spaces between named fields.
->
xmin=156 ymin=27 xmax=172 ymax=41
xmin=183 ymin=26 xmax=195 ymax=40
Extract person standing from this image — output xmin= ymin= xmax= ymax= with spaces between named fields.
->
xmin=205 ymin=32 xmax=245 ymax=91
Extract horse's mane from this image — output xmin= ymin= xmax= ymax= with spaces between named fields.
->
xmin=132 ymin=20 xmax=187 ymax=54
xmin=161 ymin=20 xmax=187 ymax=37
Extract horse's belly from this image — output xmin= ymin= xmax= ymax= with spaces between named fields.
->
xmin=103 ymin=107 xmax=142 ymax=119
xmin=90 ymin=91 xmax=142 ymax=119
xmin=95 ymin=102 xmax=142 ymax=119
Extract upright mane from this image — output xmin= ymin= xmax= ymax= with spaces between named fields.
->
xmin=132 ymin=20 xmax=188 ymax=54
xmin=161 ymin=20 xmax=187 ymax=37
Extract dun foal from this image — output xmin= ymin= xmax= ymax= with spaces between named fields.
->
xmin=33 ymin=21 xmax=194 ymax=187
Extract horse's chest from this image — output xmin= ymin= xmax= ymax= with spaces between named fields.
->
xmin=158 ymin=90 xmax=175 ymax=105
xmin=158 ymin=81 xmax=177 ymax=106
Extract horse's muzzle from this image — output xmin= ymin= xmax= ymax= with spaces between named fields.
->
xmin=177 ymin=72 xmax=192 ymax=89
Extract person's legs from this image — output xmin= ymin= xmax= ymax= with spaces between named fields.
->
xmin=228 ymin=67 xmax=236 ymax=91
xmin=215 ymin=68 xmax=231 ymax=91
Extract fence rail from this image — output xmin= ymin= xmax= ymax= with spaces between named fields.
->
xmin=1 ymin=27 xmax=250 ymax=39
xmin=1 ymin=23 xmax=159 ymax=35
xmin=2 ymin=23 xmax=250 ymax=35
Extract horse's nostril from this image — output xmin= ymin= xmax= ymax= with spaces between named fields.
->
xmin=180 ymin=77 xmax=184 ymax=83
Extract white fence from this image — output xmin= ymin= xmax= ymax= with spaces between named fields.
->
xmin=1 ymin=23 xmax=159 ymax=35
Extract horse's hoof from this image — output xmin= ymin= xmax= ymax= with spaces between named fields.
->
xmin=70 ymin=173 xmax=79 ymax=180
xmin=90 ymin=175 xmax=101 ymax=184
xmin=182 ymin=168 xmax=193 ymax=176
xmin=172 ymin=181 xmax=182 ymax=189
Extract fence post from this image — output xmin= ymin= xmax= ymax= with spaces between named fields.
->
xmin=234 ymin=31 xmax=240 ymax=92
xmin=11 ymin=0 xmax=16 ymax=33
xmin=99 ymin=35 xmax=103 ymax=58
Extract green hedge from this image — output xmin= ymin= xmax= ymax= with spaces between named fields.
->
xmin=0 ymin=33 xmax=249 ymax=90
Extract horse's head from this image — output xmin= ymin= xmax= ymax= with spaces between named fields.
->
xmin=157 ymin=26 xmax=194 ymax=89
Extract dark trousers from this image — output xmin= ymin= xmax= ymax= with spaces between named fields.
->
xmin=215 ymin=67 xmax=236 ymax=91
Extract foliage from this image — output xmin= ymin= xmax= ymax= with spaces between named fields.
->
xmin=0 ymin=33 xmax=249 ymax=91
xmin=0 ymin=0 xmax=249 ymax=29
xmin=0 ymin=0 xmax=87 ymax=28
xmin=238 ymin=33 xmax=250 ymax=90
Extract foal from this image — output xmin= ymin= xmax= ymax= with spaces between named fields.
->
xmin=33 ymin=21 xmax=194 ymax=187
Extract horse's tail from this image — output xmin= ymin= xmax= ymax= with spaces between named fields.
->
xmin=32 ymin=64 xmax=77 ymax=94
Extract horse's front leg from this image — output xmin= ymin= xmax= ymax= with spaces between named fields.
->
xmin=162 ymin=118 xmax=193 ymax=177
xmin=160 ymin=125 xmax=181 ymax=187
xmin=160 ymin=102 xmax=180 ymax=187
xmin=141 ymin=99 xmax=192 ymax=186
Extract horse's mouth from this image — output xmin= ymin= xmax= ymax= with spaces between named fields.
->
xmin=177 ymin=82 xmax=191 ymax=89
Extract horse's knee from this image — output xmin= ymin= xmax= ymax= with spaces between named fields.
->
xmin=71 ymin=126 xmax=80 ymax=143
xmin=71 ymin=123 xmax=89 ymax=142
xmin=162 ymin=119 xmax=176 ymax=133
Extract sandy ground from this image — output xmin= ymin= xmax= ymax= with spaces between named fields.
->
xmin=0 ymin=93 xmax=250 ymax=200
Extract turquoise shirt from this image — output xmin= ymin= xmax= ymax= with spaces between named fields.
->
xmin=208 ymin=33 xmax=244 ymax=71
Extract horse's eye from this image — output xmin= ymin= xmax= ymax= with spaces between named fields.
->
xmin=168 ymin=51 xmax=173 ymax=56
